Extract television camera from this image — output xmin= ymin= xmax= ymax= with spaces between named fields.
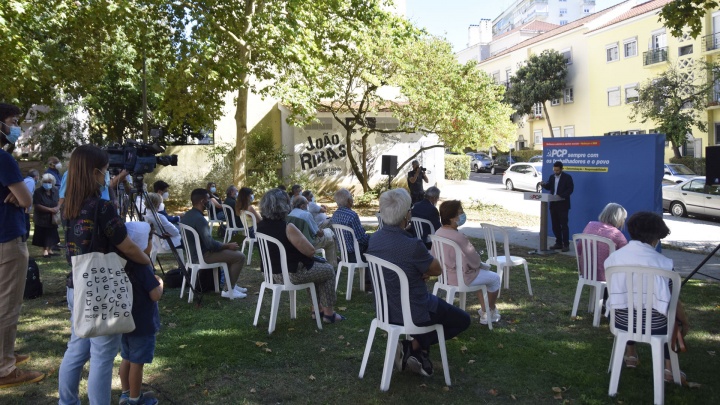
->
xmin=106 ymin=139 xmax=178 ymax=176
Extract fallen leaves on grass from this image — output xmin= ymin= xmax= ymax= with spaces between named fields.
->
xmin=250 ymin=388 xmax=256 ymax=393
xmin=708 ymin=351 xmax=716 ymax=356
xmin=338 ymin=335 xmax=345 ymax=340
xmin=443 ymin=386 xmax=450 ymax=392
xmin=460 ymin=345 xmax=468 ymax=353
xmin=497 ymin=343 xmax=504 ymax=349
xmin=264 ymin=348 xmax=272 ymax=353
xmin=688 ymin=382 xmax=702 ymax=388
xmin=552 ymin=387 xmax=563 ymax=400
xmin=255 ymin=341 xmax=268 ymax=347
xmin=511 ymin=394 xmax=517 ymax=400
xmin=168 ymin=323 xmax=177 ymax=328
xmin=338 ymin=307 xmax=347 ymax=311
xmin=489 ymin=389 xmax=498 ymax=396
xmin=468 ymin=359 xmax=476 ymax=364
xmin=309 ymin=375 xmax=316 ymax=381
xmin=320 ymin=347 xmax=326 ymax=353
xmin=178 ymin=344 xmax=187 ymax=349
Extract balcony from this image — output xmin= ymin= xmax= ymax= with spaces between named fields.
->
xmin=643 ymin=47 xmax=668 ymax=66
xmin=702 ymin=32 xmax=720 ymax=52
xmin=708 ymin=92 xmax=720 ymax=110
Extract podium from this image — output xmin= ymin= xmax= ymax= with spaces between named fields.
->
xmin=524 ymin=192 xmax=563 ymax=255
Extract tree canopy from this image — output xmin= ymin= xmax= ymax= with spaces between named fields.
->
xmin=630 ymin=59 xmax=720 ymax=158
xmin=506 ymin=50 xmax=567 ymax=137
xmin=659 ymin=0 xmax=718 ymax=39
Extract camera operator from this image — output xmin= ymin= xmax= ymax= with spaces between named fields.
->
xmin=408 ymin=160 xmax=429 ymax=205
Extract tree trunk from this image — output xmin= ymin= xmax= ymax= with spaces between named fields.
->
xmin=671 ymin=141 xmax=682 ymax=159
xmin=543 ymin=101 xmax=554 ymax=137
xmin=344 ymin=127 xmax=370 ymax=192
xmin=233 ymin=84 xmax=249 ymax=185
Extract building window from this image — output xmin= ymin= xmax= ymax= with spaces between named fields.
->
xmin=533 ymin=103 xmax=543 ymax=117
xmin=559 ymin=0 xmax=567 ymax=2
xmin=623 ymin=37 xmax=638 ymax=58
xmin=559 ymin=8 xmax=567 ymax=17
xmin=561 ymin=48 xmax=572 ymax=64
xmin=534 ymin=129 xmax=543 ymax=144
xmin=492 ymin=71 xmax=501 ymax=83
xmin=564 ymin=87 xmax=574 ymax=103
xmin=505 ymin=68 xmax=512 ymax=81
xmin=564 ymin=126 xmax=575 ymax=137
xmin=552 ymin=127 xmax=561 ymax=137
xmin=608 ymin=87 xmax=621 ymax=106
xmin=678 ymin=44 xmax=693 ymax=56
xmin=606 ymin=43 xmax=619 ymax=62
xmin=551 ymin=98 xmax=560 ymax=106
xmin=625 ymin=84 xmax=639 ymax=104
xmin=583 ymin=8 xmax=591 ymax=13
xmin=715 ymin=123 xmax=720 ymax=144
xmin=560 ymin=20 xmax=568 ymax=26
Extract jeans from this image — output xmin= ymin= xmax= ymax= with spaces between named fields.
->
xmin=58 ymin=287 xmax=121 ymax=405
xmin=0 ymin=237 xmax=28 ymax=377
xmin=413 ymin=299 xmax=471 ymax=350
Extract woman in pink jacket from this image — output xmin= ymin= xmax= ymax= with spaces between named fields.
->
xmin=578 ymin=202 xmax=628 ymax=282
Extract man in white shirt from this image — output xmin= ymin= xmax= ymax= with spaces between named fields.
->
xmin=302 ymin=190 xmax=332 ymax=229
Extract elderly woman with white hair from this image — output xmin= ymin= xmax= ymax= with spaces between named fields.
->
xmin=367 ymin=188 xmax=470 ymax=378
xmin=32 ymin=173 xmax=60 ymax=257
xmin=577 ymin=202 xmax=628 ymax=282
xmin=256 ymin=189 xmax=345 ymax=323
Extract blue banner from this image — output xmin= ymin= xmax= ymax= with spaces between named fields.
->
xmin=541 ymin=134 xmax=666 ymax=241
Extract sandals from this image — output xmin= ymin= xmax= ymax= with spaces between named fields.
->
xmin=665 ymin=369 xmax=689 ymax=387
xmin=623 ymin=355 xmax=640 ymax=368
xmin=322 ymin=312 xmax=347 ymax=324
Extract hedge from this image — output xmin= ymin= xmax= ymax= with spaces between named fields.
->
xmin=669 ymin=156 xmax=706 ymax=175
xmin=445 ymin=154 xmax=471 ymax=180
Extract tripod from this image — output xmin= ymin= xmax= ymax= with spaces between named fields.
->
xmin=681 ymin=242 xmax=720 ymax=286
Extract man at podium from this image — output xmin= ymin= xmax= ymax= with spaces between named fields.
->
xmin=542 ymin=161 xmax=574 ymax=252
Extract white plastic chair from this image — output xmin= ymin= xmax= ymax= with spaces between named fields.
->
xmin=410 ymin=217 xmax=435 ymax=243
xmin=149 ymin=234 xmax=185 ymax=268
xmin=572 ymin=233 xmax=615 ymax=327
xmin=359 ymin=254 xmax=451 ymax=391
xmin=331 ymin=224 xmax=367 ymax=300
xmin=239 ymin=210 xmax=258 ymax=265
xmin=480 ymin=223 xmax=532 ymax=297
xmin=221 ymin=204 xmax=244 ymax=243
xmin=606 ymin=265 xmax=682 ymax=405
xmin=375 ymin=213 xmax=384 ymax=230
xmin=178 ymin=224 xmax=235 ymax=302
xmin=252 ymin=232 xmax=323 ymax=335
xmin=207 ymin=202 xmax=223 ymax=231
xmin=429 ymin=235 xmax=492 ymax=330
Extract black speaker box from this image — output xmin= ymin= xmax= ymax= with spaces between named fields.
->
xmin=381 ymin=155 xmax=398 ymax=176
xmin=706 ymin=146 xmax=720 ymax=185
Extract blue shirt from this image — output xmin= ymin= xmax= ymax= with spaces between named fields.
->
xmin=410 ymin=199 xmax=440 ymax=242
xmin=367 ymin=225 xmax=437 ymax=325
xmin=0 ymin=150 xmax=26 ymax=243
xmin=59 ymin=171 xmax=108 ymax=200
xmin=125 ymin=261 xmax=160 ymax=336
xmin=331 ymin=206 xmax=369 ymax=253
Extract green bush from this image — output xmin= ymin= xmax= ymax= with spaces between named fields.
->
xmin=669 ymin=156 xmax=706 ymax=175
xmin=246 ymin=127 xmax=287 ymax=196
xmin=512 ymin=149 xmax=541 ymax=162
xmin=445 ymin=154 xmax=471 ymax=180
xmin=353 ymin=190 xmax=378 ymax=208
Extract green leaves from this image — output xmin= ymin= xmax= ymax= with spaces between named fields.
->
xmin=659 ymin=0 xmax=719 ymax=39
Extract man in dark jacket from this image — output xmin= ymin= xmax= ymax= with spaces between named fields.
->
xmin=542 ymin=161 xmax=574 ymax=252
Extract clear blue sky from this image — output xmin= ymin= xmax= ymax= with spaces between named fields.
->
xmin=406 ymin=0 xmax=625 ymax=52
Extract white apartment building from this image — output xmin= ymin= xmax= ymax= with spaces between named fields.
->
xmin=493 ymin=0 xmax=597 ymax=36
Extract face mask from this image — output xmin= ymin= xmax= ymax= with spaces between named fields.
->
xmin=250 ymin=194 xmax=255 ymax=202
xmin=42 ymin=183 xmax=53 ymax=190
xmin=457 ymin=213 xmax=467 ymax=227
xmin=55 ymin=163 xmax=62 ymax=170
xmin=210 ymin=187 xmax=217 ymax=193
xmin=2 ymin=125 xmax=21 ymax=144
xmin=233 ymin=192 xmax=238 ymax=199
xmin=162 ymin=192 xmax=169 ymax=200
xmin=311 ymin=197 xmax=316 ymax=203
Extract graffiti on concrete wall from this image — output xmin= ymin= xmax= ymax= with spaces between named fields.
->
xmin=299 ymin=133 xmax=347 ymax=176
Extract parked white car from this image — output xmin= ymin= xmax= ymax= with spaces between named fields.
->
xmin=664 ymin=163 xmax=696 ymax=184
xmin=502 ymin=162 xmax=544 ymax=192
xmin=662 ymin=176 xmax=720 ymax=218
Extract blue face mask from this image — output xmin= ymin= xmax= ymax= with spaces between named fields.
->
xmin=210 ymin=187 xmax=217 ymax=193
xmin=42 ymin=183 xmax=53 ymax=190
xmin=104 ymin=170 xmax=110 ymax=187
xmin=250 ymin=194 xmax=255 ymax=202
xmin=2 ymin=125 xmax=21 ymax=144
xmin=457 ymin=213 xmax=467 ymax=227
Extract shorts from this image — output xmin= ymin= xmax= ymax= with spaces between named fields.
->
xmin=120 ymin=334 xmax=156 ymax=364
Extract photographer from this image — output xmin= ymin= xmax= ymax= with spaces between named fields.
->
xmin=408 ymin=160 xmax=429 ymax=205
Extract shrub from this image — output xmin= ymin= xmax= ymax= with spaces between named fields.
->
xmin=512 ymin=149 xmax=541 ymax=162
xmin=669 ymin=156 xmax=705 ymax=175
xmin=445 ymin=154 xmax=471 ymax=180
xmin=246 ymin=127 xmax=287 ymax=196
xmin=353 ymin=191 xmax=378 ymax=208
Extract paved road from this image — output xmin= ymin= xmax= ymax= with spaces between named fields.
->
xmin=469 ymin=170 xmax=502 ymax=185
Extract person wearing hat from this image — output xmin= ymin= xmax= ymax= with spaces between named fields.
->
xmin=0 ymin=103 xmax=45 ymax=388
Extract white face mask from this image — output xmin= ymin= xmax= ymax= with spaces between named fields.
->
xmin=162 ymin=192 xmax=169 ymax=200
xmin=55 ymin=163 xmax=62 ymax=170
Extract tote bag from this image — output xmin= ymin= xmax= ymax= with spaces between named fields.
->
xmin=70 ymin=202 xmax=135 ymax=338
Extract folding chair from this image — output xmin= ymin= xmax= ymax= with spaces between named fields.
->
xmin=480 ymin=223 xmax=532 ymax=297
xmin=572 ymin=233 xmax=615 ymax=327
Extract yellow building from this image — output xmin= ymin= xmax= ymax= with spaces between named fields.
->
xmin=478 ymin=0 xmax=717 ymax=160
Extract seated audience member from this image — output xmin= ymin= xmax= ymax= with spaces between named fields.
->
xmin=257 ymin=189 xmax=345 ymax=323
xmin=119 ymin=222 xmax=162 ymax=405
xmin=181 ymin=189 xmax=246 ymax=298
xmin=289 ymin=196 xmax=338 ymax=266
xmin=409 ymin=186 xmax=441 ymax=248
xmin=302 ymin=190 xmax=331 ymax=229
xmin=235 ymin=187 xmax=260 ymax=238
xmin=223 ymin=185 xmax=241 ymax=227
xmin=367 ymin=188 xmax=470 ymax=377
xmin=289 ymin=184 xmax=303 ymax=200
xmin=435 ymin=200 xmax=501 ymax=324
xmin=205 ymin=182 xmax=225 ymax=221
xmin=144 ymin=193 xmax=182 ymax=250
xmin=332 ymin=188 xmax=370 ymax=260
xmin=578 ymin=202 xmax=628 ymax=282
xmin=604 ymin=212 xmax=690 ymax=382
xmin=153 ymin=180 xmax=181 ymax=223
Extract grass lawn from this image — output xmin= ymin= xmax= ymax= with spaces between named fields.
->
xmin=4 ymin=205 xmax=719 ymax=404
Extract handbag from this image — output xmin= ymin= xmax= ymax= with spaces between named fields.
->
xmin=52 ymin=210 xmax=62 ymax=225
xmin=71 ymin=201 xmax=135 ymax=338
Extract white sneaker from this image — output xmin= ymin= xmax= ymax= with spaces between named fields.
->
xmin=491 ymin=309 xmax=501 ymax=323
xmin=234 ymin=285 xmax=248 ymax=293
xmin=478 ymin=309 xmax=489 ymax=325
xmin=221 ymin=290 xmax=247 ymax=299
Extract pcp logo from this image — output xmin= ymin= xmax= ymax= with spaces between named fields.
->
xmin=547 ymin=149 xmax=568 ymax=158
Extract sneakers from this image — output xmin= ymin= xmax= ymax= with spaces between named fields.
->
xmin=0 ymin=368 xmax=45 ymax=389
xmin=479 ymin=309 xmax=501 ymax=324
xmin=221 ymin=289 xmax=247 ymax=299
xmin=406 ymin=349 xmax=434 ymax=377
xmin=394 ymin=340 xmax=411 ymax=372
xmin=127 ymin=392 xmax=158 ymax=405
xmin=119 ymin=391 xmax=130 ymax=405
xmin=234 ymin=285 xmax=248 ymax=293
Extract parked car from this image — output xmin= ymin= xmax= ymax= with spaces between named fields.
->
xmin=466 ymin=152 xmax=493 ymax=173
xmin=490 ymin=155 xmax=520 ymax=175
xmin=502 ymin=162 xmax=544 ymax=192
xmin=662 ymin=176 xmax=720 ymax=218
xmin=664 ymin=163 xmax=696 ymax=184
xmin=528 ymin=155 xmax=543 ymax=163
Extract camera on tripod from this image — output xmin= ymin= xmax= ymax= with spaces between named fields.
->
xmin=106 ymin=138 xmax=178 ymax=176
